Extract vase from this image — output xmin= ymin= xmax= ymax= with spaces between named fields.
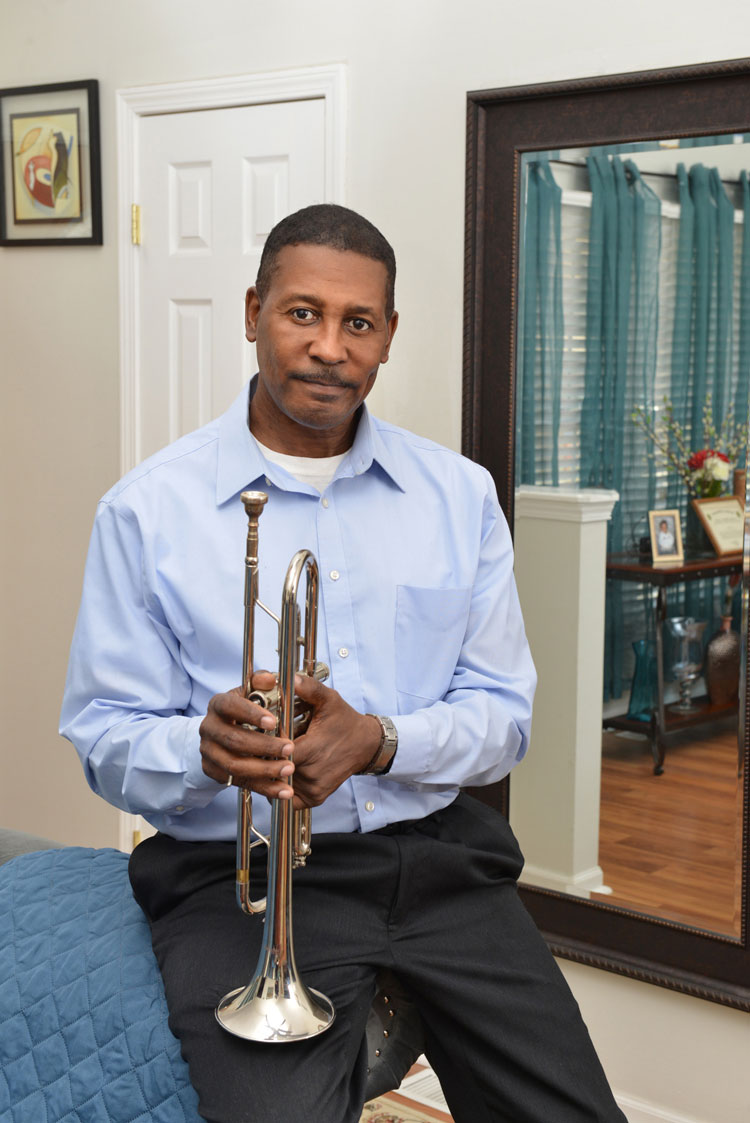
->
xmin=705 ymin=615 xmax=741 ymax=707
xmin=626 ymin=639 xmax=658 ymax=722
xmin=666 ymin=617 xmax=707 ymax=711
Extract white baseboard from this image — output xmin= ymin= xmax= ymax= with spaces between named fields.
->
xmin=616 ymin=1091 xmax=704 ymax=1123
xmin=520 ymin=861 xmax=606 ymax=897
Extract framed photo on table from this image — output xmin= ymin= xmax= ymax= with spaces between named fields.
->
xmin=648 ymin=508 xmax=683 ymax=564
xmin=692 ymin=496 xmax=744 ymax=556
xmin=0 ymin=79 xmax=102 ymax=246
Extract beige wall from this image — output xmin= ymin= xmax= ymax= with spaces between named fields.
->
xmin=2 ymin=1 xmax=749 ymax=1119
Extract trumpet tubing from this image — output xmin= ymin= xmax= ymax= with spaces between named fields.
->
xmin=214 ymin=490 xmax=335 ymax=1043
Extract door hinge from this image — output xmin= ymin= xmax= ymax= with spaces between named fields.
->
xmin=131 ymin=204 xmax=142 ymax=246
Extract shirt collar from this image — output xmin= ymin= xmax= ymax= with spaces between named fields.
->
xmin=215 ymin=382 xmax=266 ymax=505
xmin=215 ymin=377 xmax=407 ymax=506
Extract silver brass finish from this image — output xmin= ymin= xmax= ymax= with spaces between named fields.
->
xmin=215 ymin=490 xmax=335 ymax=1043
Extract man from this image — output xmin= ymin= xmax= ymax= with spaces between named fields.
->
xmin=657 ymin=518 xmax=676 ymax=555
xmin=61 ymin=205 xmax=625 ymax=1122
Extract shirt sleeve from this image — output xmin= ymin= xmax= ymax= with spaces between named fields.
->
xmin=59 ymin=498 xmax=221 ymax=817
xmin=385 ymin=473 xmax=537 ymax=790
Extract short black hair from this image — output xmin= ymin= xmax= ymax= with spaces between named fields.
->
xmin=255 ymin=204 xmax=396 ymax=318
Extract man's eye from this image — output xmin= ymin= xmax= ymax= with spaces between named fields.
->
xmin=291 ymin=308 xmax=316 ymax=322
xmin=348 ymin=318 xmax=372 ymax=333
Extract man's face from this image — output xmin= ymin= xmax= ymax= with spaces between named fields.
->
xmin=245 ymin=243 xmax=398 ymax=455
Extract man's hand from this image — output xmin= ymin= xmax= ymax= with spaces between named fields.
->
xmin=199 ymin=672 xmax=296 ymax=800
xmin=289 ymin=673 xmax=382 ymax=810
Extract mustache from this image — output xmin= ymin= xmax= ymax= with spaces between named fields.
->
xmin=289 ymin=370 xmax=358 ymax=390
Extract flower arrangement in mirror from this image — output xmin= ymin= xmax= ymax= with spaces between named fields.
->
xmin=686 ymin=447 xmax=730 ymax=497
xmin=631 ymin=393 xmax=748 ymax=499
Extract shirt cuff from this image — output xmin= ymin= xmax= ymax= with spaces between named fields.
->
xmin=385 ymin=711 xmax=432 ymax=783
xmin=182 ymin=715 xmax=226 ymax=804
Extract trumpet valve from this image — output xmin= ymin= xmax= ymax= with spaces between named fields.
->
xmin=293 ymin=808 xmax=312 ymax=867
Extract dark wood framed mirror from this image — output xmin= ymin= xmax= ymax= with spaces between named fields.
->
xmin=463 ymin=58 xmax=750 ymax=1009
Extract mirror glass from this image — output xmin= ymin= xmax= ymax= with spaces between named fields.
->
xmin=509 ymin=133 xmax=748 ymax=939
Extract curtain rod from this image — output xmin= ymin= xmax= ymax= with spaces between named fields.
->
xmin=549 ymin=157 xmax=746 ymax=187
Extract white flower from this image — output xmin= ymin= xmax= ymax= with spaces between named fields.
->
xmin=705 ymin=455 xmax=730 ymax=481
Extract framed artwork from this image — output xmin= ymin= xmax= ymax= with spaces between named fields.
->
xmin=0 ymin=79 xmax=102 ymax=246
xmin=648 ymin=508 xmax=683 ymax=564
xmin=692 ymin=496 xmax=744 ymax=556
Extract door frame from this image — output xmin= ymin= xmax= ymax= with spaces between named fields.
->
xmin=114 ymin=64 xmax=346 ymax=851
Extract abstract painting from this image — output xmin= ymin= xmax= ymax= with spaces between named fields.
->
xmin=0 ymin=80 xmax=101 ymax=245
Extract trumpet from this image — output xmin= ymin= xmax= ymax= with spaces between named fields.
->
xmin=214 ymin=490 xmax=335 ymax=1043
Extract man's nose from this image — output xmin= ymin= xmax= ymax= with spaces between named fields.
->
xmin=308 ymin=321 xmax=347 ymax=364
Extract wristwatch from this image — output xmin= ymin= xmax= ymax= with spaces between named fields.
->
xmin=359 ymin=714 xmax=398 ymax=775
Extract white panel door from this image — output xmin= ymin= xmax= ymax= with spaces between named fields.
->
xmin=136 ymin=97 xmax=326 ymax=462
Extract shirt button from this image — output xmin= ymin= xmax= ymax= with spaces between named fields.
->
xmin=338 ymin=647 xmax=349 ymax=658
xmin=365 ymin=801 xmax=375 ymax=812
xmin=330 ymin=570 xmax=340 ymax=581
xmin=321 ymin=497 xmax=329 ymax=508
xmin=175 ymin=805 xmax=185 ymax=812
xmin=264 ymin=477 xmax=271 ymax=486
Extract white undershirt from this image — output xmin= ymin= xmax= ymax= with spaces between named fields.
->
xmin=253 ymin=437 xmax=348 ymax=493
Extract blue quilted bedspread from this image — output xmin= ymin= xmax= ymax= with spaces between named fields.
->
xmin=0 ymin=847 xmax=201 ymax=1122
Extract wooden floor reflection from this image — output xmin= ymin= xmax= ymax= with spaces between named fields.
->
xmin=598 ymin=719 xmax=744 ymax=936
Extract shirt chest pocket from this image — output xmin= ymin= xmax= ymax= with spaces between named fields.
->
xmin=395 ymin=584 xmax=472 ymax=708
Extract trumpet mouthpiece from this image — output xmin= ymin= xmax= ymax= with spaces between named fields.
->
xmin=241 ymin=491 xmax=269 ymax=518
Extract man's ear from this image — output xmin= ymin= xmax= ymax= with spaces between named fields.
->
xmin=380 ymin=310 xmax=399 ymax=363
xmin=245 ymin=287 xmax=261 ymax=342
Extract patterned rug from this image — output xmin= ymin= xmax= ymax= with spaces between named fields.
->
xmin=359 ymin=1096 xmax=451 ymax=1123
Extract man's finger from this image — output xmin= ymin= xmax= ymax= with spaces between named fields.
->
xmin=201 ymin=749 xmax=295 ymax=796
xmin=292 ymin=672 xmax=328 ymax=704
xmin=212 ymin=688 xmax=273 ymax=726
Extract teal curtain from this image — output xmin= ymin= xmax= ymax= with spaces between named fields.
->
xmin=581 ymin=156 xmax=662 ymax=700
xmin=735 ymin=171 xmax=750 ymax=429
xmin=669 ymin=163 xmax=735 ymax=498
xmin=518 ymin=152 xmax=750 ymax=702
xmin=731 ymin=171 xmax=750 ymax=635
xmin=668 ymin=163 xmax=738 ymax=624
xmin=666 ymin=164 xmax=695 ymax=466
xmin=517 ymin=160 xmax=563 ymax=485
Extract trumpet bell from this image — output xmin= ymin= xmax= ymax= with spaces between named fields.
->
xmin=216 ymin=975 xmax=335 ymax=1043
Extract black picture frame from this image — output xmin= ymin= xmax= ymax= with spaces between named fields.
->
xmin=0 ymin=79 xmax=102 ymax=246
xmin=463 ymin=58 xmax=750 ymax=1011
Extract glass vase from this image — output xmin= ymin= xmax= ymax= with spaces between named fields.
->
xmin=626 ymin=639 xmax=658 ymax=722
xmin=666 ymin=617 xmax=707 ymax=711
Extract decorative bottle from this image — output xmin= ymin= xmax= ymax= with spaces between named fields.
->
xmin=705 ymin=581 xmax=741 ymax=707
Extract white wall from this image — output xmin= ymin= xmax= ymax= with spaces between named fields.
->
xmin=2 ymin=2 xmax=749 ymax=1119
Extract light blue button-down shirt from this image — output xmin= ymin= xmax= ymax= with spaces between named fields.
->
xmin=60 ymin=383 xmax=536 ymax=841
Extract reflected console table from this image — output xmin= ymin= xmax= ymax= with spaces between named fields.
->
xmin=605 ymin=552 xmax=742 ymax=774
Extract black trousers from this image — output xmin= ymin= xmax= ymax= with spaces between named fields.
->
xmin=129 ymin=794 xmax=626 ymax=1123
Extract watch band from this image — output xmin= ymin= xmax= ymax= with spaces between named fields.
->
xmin=359 ymin=714 xmax=398 ymax=775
